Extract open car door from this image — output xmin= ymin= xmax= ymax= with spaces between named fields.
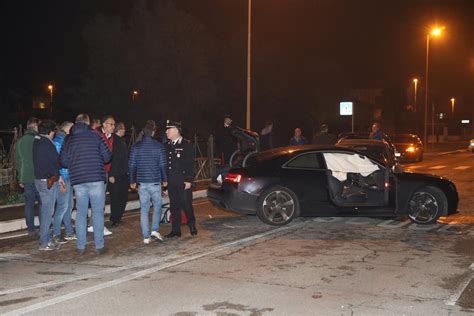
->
xmin=323 ymin=152 xmax=390 ymax=208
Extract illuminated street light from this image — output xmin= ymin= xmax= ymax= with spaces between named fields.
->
xmin=132 ymin=90 xmax=139 ymax=102
xmin=423 ymin=25 xmax=445 ymax=148
xmin=451 ymin=98 xmax=455 ymax=113
xmin=47 ymin=84 xmax=54 ymax=113
xmin=413 ymin=78 xmax=418 ymax=112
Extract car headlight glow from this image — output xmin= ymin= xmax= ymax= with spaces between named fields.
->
xmin=405 ymin=146 xmax=415 ymax=153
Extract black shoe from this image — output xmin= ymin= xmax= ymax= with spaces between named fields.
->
xmin=95 ymin=247 xmax=105 ymax=255
xmin=111 ymin=221 xmax=119 ymax=227
xmin=189 ymin=225 xmax=198 ymax=236
xmin=165 ymin=232 xmax=181 ymax=238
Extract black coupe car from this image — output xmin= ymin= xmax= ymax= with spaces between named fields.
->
xmin=208 ymin=145 xmax=458 ymax=226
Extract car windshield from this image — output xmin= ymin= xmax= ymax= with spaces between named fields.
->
xmin=392 ymin=135 xmax=415 ymax=143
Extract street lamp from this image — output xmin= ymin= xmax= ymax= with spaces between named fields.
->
xmin=412 ymin=78 xmax=418 ymax=112
xmin=47 ymin=84 xmax=54 ymax=112
xmin=423 ymin=26 xmax=444 ymax=148
xmin=450 ymin=98 xmax=455 ymax=113
xmin=132 ymin=90 xmax=139 ymax=103
xmin=245 ymin=0 xmax=252 ymax=130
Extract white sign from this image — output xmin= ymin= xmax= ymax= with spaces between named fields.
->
xmin=340 ymin=102 xmax=353 ymax=116
xmin=461 ymin=119 xmax=470 ymax=124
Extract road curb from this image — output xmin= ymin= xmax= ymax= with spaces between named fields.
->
xmin=0 ymin=189 xmax=208 ymax=234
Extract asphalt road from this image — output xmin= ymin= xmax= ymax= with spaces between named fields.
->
xmin=0 ymin=150 xmax=473 ymax=315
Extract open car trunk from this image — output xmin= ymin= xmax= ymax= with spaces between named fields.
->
xmin=324 ymin=152 xmax=389 ymax=207
xmin=213 ymin=127 xmax=260 ymax=186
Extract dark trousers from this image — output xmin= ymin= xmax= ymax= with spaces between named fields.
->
xmin=168 ymin=183 xmax=195 ymax=234
xmin=109 ymin=175 xmax=129 ymax=223
xmin=24 ymin=182 xmax=41 ymax=232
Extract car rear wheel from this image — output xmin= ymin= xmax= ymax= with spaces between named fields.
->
xmin=408 ymin=186 xmax=446 ymax=224
xmin=257 ymin=186 xmax=299 ymax=226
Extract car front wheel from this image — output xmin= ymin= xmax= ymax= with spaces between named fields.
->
xmin=408 ymin=186 xmax=446 ymax=224
xmin=257 ymin=186 xmax=299 ymax=226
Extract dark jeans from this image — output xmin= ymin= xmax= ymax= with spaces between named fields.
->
xmin=168 ymin=183 xmax=195 ymax=234
xmin=24 ymin=182 xmax=41 ymax=233
xmin=109 ymin=175 xmax=129 ymax=223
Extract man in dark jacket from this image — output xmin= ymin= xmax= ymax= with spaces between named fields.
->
xmin=312 ymin=124 xmax=337 ymax=145
xmin=289 ymin=128 xmax=308 ymax=146
xmin=164 ymin=120 xmax=197 ymax=238
xmin=33 ymin=119 xmax=62 ymax=250
xmin=109 ymin=122 xmax=129 ymax=226
xmin=369 ymin=122 xmax=384 ymax=140
xmin=60 ymin=114 xmax=112 ymax=254
xmin=16 ymin=117 xmax=41 ymax=237
xmin=215 ymin=115 xmax=237 ymax=165
xmin=260 ymin=120 xmax=274 ymax=150
xmin=129 ymin=120 xmax=167 ymax=244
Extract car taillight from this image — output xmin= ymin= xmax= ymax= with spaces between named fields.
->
xmin=224 ymin=173 xmax=242 ymax=183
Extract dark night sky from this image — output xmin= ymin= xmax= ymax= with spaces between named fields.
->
xmin=1 ymin=0 xmax=473 ymax=132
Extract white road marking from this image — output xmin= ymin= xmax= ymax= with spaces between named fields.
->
xmin=429 ymin=165 xmax=447 ymax=170
xmin=453 ymin=166 xmax=472 ymax=170
xmin=2 ymin=221 xmax=306 ymax=315
xmin=0 ymin=233 xmax=28 ymax=240
xmin=445 ymin=263 xmax=474 ymax=306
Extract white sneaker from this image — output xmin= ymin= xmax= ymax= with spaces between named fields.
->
xmin=150 ymin=231 xmax=163 ymax=242
xmin=104 ymin=227 xmax=113 ymax=236
xmin=87 ymin=226 xmax=94 ymax=233
xmin=143 ymin=238 xmax=150 ymax=245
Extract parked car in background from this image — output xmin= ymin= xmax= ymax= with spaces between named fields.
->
xmin=335 ymin=138 xmax=403 ymax=172
xmin=208 ymin=145 xmax=458 ymax=226
xmin=391 ymin=134 xmax=424 ymax=162
xmin=469 ymin=139 xmax=474 ymax=153
xmin=337 ymin=132 xmax=397 ymax=155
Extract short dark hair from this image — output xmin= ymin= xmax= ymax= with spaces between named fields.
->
xmin=115 ymin=122 xmax=125 ymax=133
xmin=75 ymin=114 xmax=90 ymax=124
xmin=27 ymin=117 xmax=40 ymax=129
xmin=38 ymin=119 xmax=56 ymax=135
xmin=91 ymin=118 xmax=100 ymax=125
xmin=102 ymin=115 xmax=114 ymax=123
xmin=142 ymin=120 xmax=156 ymax=137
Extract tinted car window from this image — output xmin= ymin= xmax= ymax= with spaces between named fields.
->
xmin=286 ymin=153 xmax=320 ymax=169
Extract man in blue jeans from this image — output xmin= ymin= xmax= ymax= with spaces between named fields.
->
xmin=60 ymin=114 xmax=111 ymax=254
xmin=129 ymin=120 xmax=167 ymax=244
xmin=52 ymin=121 xmax=76 ymax=244
xmin=33 ymin=119 xmax=62 ymax=251
xmin=16 ymin=117 xmax=41 ymax=237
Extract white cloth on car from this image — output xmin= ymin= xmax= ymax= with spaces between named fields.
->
xmin=324 ymin=152 xmax=380 ymax=181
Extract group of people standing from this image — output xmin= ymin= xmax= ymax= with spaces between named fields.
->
xmin=15 ymin=114 xmax=196 ymax=254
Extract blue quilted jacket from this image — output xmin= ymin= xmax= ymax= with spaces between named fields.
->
xmin=59 ymin=123 xmax=112 ymax=185
xmin=128 ymin=136 xmax=167 ymax=184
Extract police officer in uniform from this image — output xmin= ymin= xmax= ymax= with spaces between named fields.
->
xmin=164 ymin=120 xmax=197 ymax=238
